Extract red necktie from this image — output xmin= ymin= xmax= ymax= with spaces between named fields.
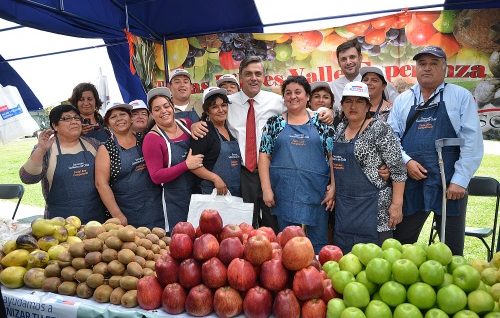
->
xmin=245 ymin=98 xmax=257 ymax=172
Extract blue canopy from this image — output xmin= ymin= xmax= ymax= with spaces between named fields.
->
xmin=0 ymin=0 xmax=498 ymax=103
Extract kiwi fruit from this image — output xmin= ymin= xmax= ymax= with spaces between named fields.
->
xmin=58 ymin=281 xmax=77 ymax=296
xmin=57 ymin=250 xmax=73 ymax=267
xmin=145 ymin=260 xmax=156 ymax=270
xmin=86 ymin=273 xmax=105 ymax=289
xmin=101 ymin=249 xmax=118 ymax=263
xmin=103 ymin=223 xmax=118 ymax=232
xmin=137 ymin=238 xmax=152 ymax=250
xmin=83 ymin=238 xmax=103 ymax=252
xmin=76 ymin=282 xmax=94 ymax=299
xmin=104 ymin=236 xmax=122 ymax=250
xmin=117 ymin=228 xmax=136 ymax=242
xmin=117 ymin=249 xmax=135 ymax=265
xmin=105 ymin=218 xmax=122 ymax=225
xmin=152 ymin=227 xmax=166 ymax=238
xmin=44 ymin=263 xmax=61 ymax=277
xmin=60 ymin=266 xmax=76 ymax=281
xmin=107 ymin=260 xmax=125 ymax=276
xmin=143 ymin=268 xmax=155 ymax=276
xmin=151 ymin=244 xmax=160 ymax=254
xmin=108 ymin=275 xmax=122 ymax=288
xmin=121 ymin=242 xmax=137 ymax=253
xmin=145 ymin=250 xmax=155 ymax=261
xmin=110 ymin=287 xmax=126 ymax=305
xmin=75 ymin=269 xmax=93 ymax=283
xmin=97 ymin=231 xmax=112 ymax=242
xmin=85 ymin=251 xmax=102 ymax=266
xmin=121 ymin=290 xmax=138 ymax=308
xmin=68 ymin=242 xmax=86 ymax=258
xmin=119 ymin=276 xmax=139 ymax=291
xmin=153 ymin=254 xmax=162 ymax=262
xmin=126 ymin=262 xmax=143 ymax=278
xmin=158 ymin=240 xmax=167 ymax=249
xmin=135 ymin=232 xmax=146 ymax=239
xmin=93 ymin=284 xmax=113 ymax=303
xmin=135 ymin=246 xmax=148 ymax=258
xmin=137 ymin=227 xmax=151 ymax=236
xmin=92 ymin=262 xmax=109 ymax=277
xmin=42 ymin=277 xmax=62 ymax=293
xmin=134 ymin=256 xmax=146 ymax=267
xmin=146 ymin=233 xmax=160 ymax=244
xmin=84 ymin=225 xmax=105 ymax=239
xmin=71 ymin=257 xmax=87 ymax=270
xmin=161 ymin=236 xmax=171 ymax=245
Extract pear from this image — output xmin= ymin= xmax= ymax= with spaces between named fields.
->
xmin=31 ymin=219 xmax=56 ymax=238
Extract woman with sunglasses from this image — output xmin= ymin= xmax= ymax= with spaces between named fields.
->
xmin=20 ymin=104 xmax=105 ymax=223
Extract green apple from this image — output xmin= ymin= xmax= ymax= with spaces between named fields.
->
xmin=382 ymin=238 xmax=402 ymax=251
xmin=371 ymin=291 xmax=381 ymax=301
xmin=364 ymin=300 xmax=391 ymax=318
xmin=340 ymin=307 xmax=366 ymax=318
xmin=365 ymin=258 xmax=392 ymax=285
xmin=356 ymin=271 xmax=378 ymax=295
xmin=327 ymin=298 xmax=346 ymax=318
xmin=490 ymin=283 xmax=500 ymax=301
xmin=351 ymin=244 xmax=365 ymax=258
xmin=343 ymin=282 xmax=370 ymax=308
xmin=453 ymin=310 xmax=480 ymax=318
xmin=358 ymin=243 xmax=383 ymax=266
xmin=453 ymin=265 xmax=481 ymax=292
xmin=401 ymin=244 xmax=427 ymax=267
xmin=392 ymin=259 xmax=419 ymax=285
xmin=482 ymin=267 xmax=498 ymax=285
xmin=440 ymin=273 xmax=454 ymax=288
xmin=424 ymin=308 xmax=449 ymax=318
xmin=393 ymin=303 xmax=422 ymax=318
xmin=323 ymin=260 xmax=341 ymax=279
xmin=485 ymin=312 xmax=500 ymax=318
xmin=420 ymin=260 xmax=445 ymax=286
xmin=382 ymin=247 xmax=402 ymax=264
xmin=436 ymin=284 xmax=467 ymax=314
xmin=332 ymin=270 xmax=356 ymax=294
xmin=339 ymin=254 xmax=363 ymax=276
xmin=467 ymin=289 xmax=495 ymax=315
xmin=478 ymin=281 xmax=492 ymax=293
xmin=448 ymin=255 xmax=467 ymax=274
xmin=407 ymin=282 xmax=436 ymax=310
xmin=426 ymin=242 xmax=452 ymax=266
xmin=379 ymin=281 xmax=406 ymax=307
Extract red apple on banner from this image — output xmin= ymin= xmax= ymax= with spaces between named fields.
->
xmin=405 ymin=15 xmax=437 ymax=46
xmin=213 ymin=286 xmax=243 ymax=318
xmin=371 ymin=15 xmax=398 ymax=30
xmin=219 ymin=51 xmax=240 ymax=70
xmin=162 ymin=283 xmax=186 ymax=314
xmin=218 ymin=237 xmax=244 ymax=265
xmin=199 ymin=209 xmax=223 ymax=235
xmin=243 ymin=286 xmax=273 ymax=318
xmin=345 ymin=21 xmax=371 ymax=36
xmin=185 ymin=284 xmax=214 ymax=317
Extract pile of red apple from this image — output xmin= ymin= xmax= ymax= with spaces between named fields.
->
xmin=136 ymin=209 xmax=343 ymax=317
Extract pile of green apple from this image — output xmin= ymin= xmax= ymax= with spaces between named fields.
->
xmin=323 ymin=239 xmax=500 ymax=318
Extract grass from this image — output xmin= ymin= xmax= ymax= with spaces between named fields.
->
xmin=0 ymin=138 xmax=499 ymax=261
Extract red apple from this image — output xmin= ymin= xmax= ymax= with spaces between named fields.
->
xmin=310 ymin=256 xmax=321 ymax=271
xmin=293 ymin=266 xmax=324 ymax=301
xmin=242 ymin=233 xmax=249 ymax=245
xmin=271 ymin=242 xmax=281 ymax=250
xmin=272 ymin=248 xmax=282 ymax=260
xmin=318 ymin=245 xmax=343 ymax=265
xmin=171 ymin=222 xmax=195 ymax=240
xmin=178 ymin=258 xmax=201 ymax=289
xmin=219 ymin=224 xmax=243 ymax=242
xmin=322 ymin=278 xmax=338 ymax=303
xmin=169 ymin=233 xmax=193 ymax=260
xmin=282 ymin=237 xmax=315 ymax=271
xmin=239 ymin=222 xmax=253 ymax=235
xmin=244 ymin=234 xmax=272 ymax=265
xmin=302 ymin=298 xmax=326 ymax=318
xmin=193 ymin=233 xmax=220 ymax=262
xmin=227 ymin=258 xmax=257 ymax=292
xmin=213 ymin=286 xmax=243 ymax=318
xmin=137 ymin=276 xmax=163 ymax=310
xmin=199 ymin=209 xmax=223 ymax=235
xmin=202 ymin=257 xmax=227 ymax=289
xmin=260 ymin=258 xmax=288 ymax=291
xmin=276 ymin=232 xmax=282 ymax=244
xmin=185 ymin=284 xmax=213 ymax=317
xmin=279 ymin=225 xmax=306 ymax=248
xmin=258 ymin=226 xmax=276 ymax=242
xmin=273 ymin=289 xmax=300 ymax=318
xmin=161 ymin=283 xmax=186 ymax=314
xmin=155 ymin=253 xmax=179 ymax=286
xmin=243 ymin=286 xmax=273 ymax=318
xmin=195 ymin=226 xmax=202 ymax=238
xmin=320 ymin=270 xmax=328 ymax=280
xmin=218 ymin=237 xmax=244 ymax=265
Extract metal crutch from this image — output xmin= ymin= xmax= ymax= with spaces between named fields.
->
xmin=435 ymin=138 xmax=464 ymax=243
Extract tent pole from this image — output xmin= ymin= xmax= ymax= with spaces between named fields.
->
xmin=162 ymin=35 xmax=169 ymax=85
xmin=109 ymin=0 xmax=162 ymax=41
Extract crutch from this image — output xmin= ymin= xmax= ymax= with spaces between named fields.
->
xmin=435 ymin=138 xmax=464 ymax=243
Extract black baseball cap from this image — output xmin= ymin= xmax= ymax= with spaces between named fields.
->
xmin=413 ymin=46 xmax=447 ymax=61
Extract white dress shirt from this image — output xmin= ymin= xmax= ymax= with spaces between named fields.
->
xmin=228 ymin=90 xmax=284 ymax=167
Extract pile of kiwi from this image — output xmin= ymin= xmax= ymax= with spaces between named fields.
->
xmin=42 ymin=218 xmax=169 ymax=308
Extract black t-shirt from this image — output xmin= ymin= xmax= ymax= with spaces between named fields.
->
xmin=190 ymin=121 xmax=236 ymax=171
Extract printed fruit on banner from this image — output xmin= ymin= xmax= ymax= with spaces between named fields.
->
xmin=433 ymin=10 xmax=458 ymax=33
xmin=292 ymin=31 xmax=324 ymax=53
xmin=317 ymin=32 xmax=346 ymax=52
xmin=166 ymin=38 xmax=189 ymax=70
xmin=219 ymin=51 xmax=240 ymax=70
xmin=427 ymin=33 xmax=460 ymax=58
xmin=405 ymin=15 xmax=438 ymax=46
xmin=275 ymin=33 xmax=291 ymax=44
xmin=415 ymin=11 xmax=440 ymax=24
xmin=454 ymin=47 xmax=490 ymax=66
xmin=252 ymin=33 xmax=283 ymax=41
xmin=310 ymin=50 xmax=337 ymax=68
xmin=392 ymin=12 xmax=412 ymax=29
xmin=345 ymin=21 xmax=371 ymax=36
xmin=371 ymin=15 xmax=397 ymax=30
xmin=335 ymin=26 xmax=356 ymax=39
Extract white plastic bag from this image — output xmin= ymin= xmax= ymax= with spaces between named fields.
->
xmin=187 ymin=190 xmax=254 ymax=228
xmin=0 ymin=85 xmax=40 ymax=144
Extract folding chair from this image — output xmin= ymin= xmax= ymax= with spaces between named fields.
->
xmin=0 ymin=184 xmax=25 ymax=220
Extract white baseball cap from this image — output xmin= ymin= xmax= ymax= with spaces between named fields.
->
xmin=203 ymin=87 xmax=228 ymax=103
xmin=147 ymin=87 xmax=172 ymax=106
xmin=342 ymin=81 xmax=370 ymax=99
xmin=169 ymin=68 xmax=192 ymax=83
xmin=359 ymin=66 xmax=388 ymax=84
xmin=129 ymin=99 xmax=148 ymax=111
xmin=104 ymin=102 xmax=133 ymax=117
xmin=216 ymin=74 xmax=239 ymax=88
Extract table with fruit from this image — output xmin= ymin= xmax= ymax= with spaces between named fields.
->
xmin=1 ymin=210 xmax=499 ymax=318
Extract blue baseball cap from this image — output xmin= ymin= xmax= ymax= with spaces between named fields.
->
xmin=413 ymin=46 xmax=447 ymax=61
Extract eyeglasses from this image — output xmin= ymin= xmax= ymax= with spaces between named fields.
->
xmin=60 ymin=116 xmax=82 ymax=122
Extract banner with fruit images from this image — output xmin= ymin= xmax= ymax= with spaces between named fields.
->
xmin=131 ymin=9 xmax=499 ymax=139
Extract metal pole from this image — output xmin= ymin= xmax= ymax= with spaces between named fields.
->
xmin=162 ymin=35 xmax=169 ymax=85
xmin=437 ymin=146 xmax=447 ymax=243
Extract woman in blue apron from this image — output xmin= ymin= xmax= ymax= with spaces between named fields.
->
xmin=360 ymin=66 xmax=394 ymax=122
xmin=190 ymin=87 xmax=241 ymax=197
xmin=143 ymin=87 xmax=204 ymax=232
xmin=95 ymin=103 xmax=164 ymax=228
xmin=20 ymin=104 xmax=105 ymax=224
xmin=332 ymin=82 xmax=406 ymax=253
xmin=259 ymin=76 xmax=335 ymax=253
xmin=68 ymin=82 xmax=110 ymax=142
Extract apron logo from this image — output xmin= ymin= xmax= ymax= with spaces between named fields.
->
xmin=231 ymin=160 xmax=239 ymax=167
xmin=289 ymin=133 xmax=309 ymax=147
xmin=135 ymin=162 xmax=146 ymax=171
xmin=73 ymin=169 xmax=89 ymax=177
xmin=417 ymin=123 xmax=434 ymax=130
xmin=229 ymin=153 xmax=240 ymax=159
xmin=68 ymin=162 xmax=90 ymax=170
xmin=416 ymin=116 xmax=437 ymax=123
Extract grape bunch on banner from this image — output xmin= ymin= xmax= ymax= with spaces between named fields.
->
xmin=0 ymin=85 xmax=40 ymax=144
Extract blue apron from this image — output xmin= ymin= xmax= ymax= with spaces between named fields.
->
xmin=111 ymin=136 xmax=165 ymax=228
xmin=157 ymin=120 xmax=197 ymax=231
xmin=46 ymin=137 xmax=105 ymax=223
xmin=200 ymin=126 xmax=241 ymax=197
xmin=332 ymin=121 xmax=380 ymax=253
xmin=401 ymin=88 xmax=465 ymax=216
xmin=85 ymin=125 xmax=110 ymax=143
xmin=270 ymin=113 xmax=330 ymax=228
xmin=175 ymin=107 xmax=200 ymax=123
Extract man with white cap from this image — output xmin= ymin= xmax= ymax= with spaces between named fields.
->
xmin=168 ymin=68 xmax=201 ymax=122
xmin=216 ymin=74 xmax=240 ymax=95
xmin=129 ymin=99 xmax=149 ymax=134
xmin=388 ymin=45 xmax=484 ymax=255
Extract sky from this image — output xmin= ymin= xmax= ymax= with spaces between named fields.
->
xmin=0 ymin=18 xmax=123 ymax=108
